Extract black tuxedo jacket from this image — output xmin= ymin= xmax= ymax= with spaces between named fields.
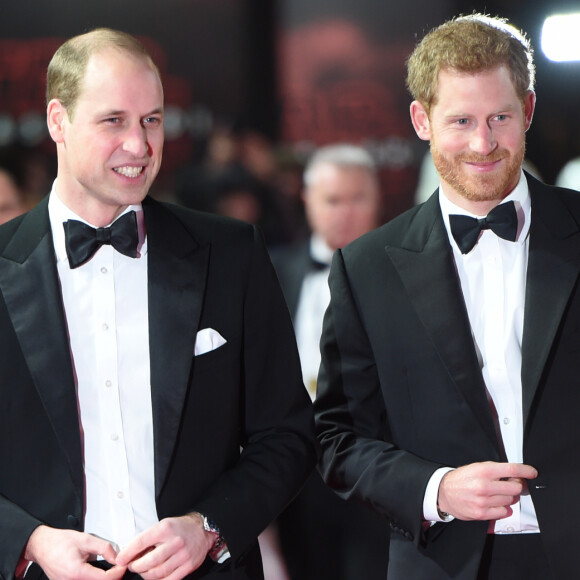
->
xmin=0 ymin=195 xmax=317 ymax=580
xmin=315 ymin=173 xmax=580 ymax=579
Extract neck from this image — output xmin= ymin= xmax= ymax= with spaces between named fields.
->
xmin=440 ymin=183 xmax=515 ymax=216
xmin=55 ymin=189 xmax=127 ymax=228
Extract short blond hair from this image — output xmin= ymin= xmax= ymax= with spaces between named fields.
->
xmin=46 ymin=28 xmax=160 ymax=119
xmin=406 ymin=14 xmax=535 ymax=115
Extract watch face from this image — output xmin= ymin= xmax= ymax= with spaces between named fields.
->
xmin=203 ymin=516 xmax=219 ymax=534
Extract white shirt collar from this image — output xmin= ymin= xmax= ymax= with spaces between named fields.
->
xmin=309 ymin=234 xmax=334 ymax=267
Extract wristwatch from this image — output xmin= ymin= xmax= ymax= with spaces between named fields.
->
xmin=436 ymin=504 xmax=453 ymax=521
xmin=202 ymin=515 xmax=230 ymax=563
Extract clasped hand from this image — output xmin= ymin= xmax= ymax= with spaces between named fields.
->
xmin=437 ymin=461 xmax=538 ymax=521
xmin=24 ymin=513 xmax=215 ymax=580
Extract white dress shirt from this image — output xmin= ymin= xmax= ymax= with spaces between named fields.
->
xmin=48 ymin=183 xmax=159 ymax=550
xmin=294 ymin=234 xmax=333 ymax=400
xmin=423 ymin=171 xmax=539 ymax=534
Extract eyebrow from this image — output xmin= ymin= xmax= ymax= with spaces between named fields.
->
xmin=98 ymin=107 xmax=164 ymax=117
xmin=145 ymin=107 xmax=164 ymax=116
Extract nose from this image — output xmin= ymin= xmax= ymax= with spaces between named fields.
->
xmin=470 ymin=122 xmax=497 ymax=156
xmin=122 ymin=124 xmax=149 ymax=157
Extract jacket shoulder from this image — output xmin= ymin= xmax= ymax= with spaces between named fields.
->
xmin=145 ymin=196 xmax=257 ymax=246
xmin=0 ymin=214 xmax=28 ymax=252
xmin=527 ymin=172 xmax=580 ymax=227
xmin=342 ymin=202 xmax=428 ymax=259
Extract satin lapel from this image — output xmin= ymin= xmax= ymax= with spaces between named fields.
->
xmin=521 ymin=181 xmax=580 ymax=425
xmin=143 ymin=199 xmax=210 ymax=497
xmin=385 ymin=196 xmax=500 ymax=448
xmin=0 ymin=199 xmax=84 ymax=494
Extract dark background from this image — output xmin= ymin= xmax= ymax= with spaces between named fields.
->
xmin=1 ymin=0 xmax=579 ymax=222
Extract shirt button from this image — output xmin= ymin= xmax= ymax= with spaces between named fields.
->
xmin=503 ymin=417 xmax=510 ymax=425
xmin=102 ymin=323 xmax=109 ymax=331
xmin=111 ymin=433 xmax=119 ymax=441
xmin=101 ymin=267 xmax=108 ymax=274
xmin=117 ymin=491 xmax=124 ymax=499
xmin=105 ymin=380 xmax=112 ymax=388
xmin=506 ymin=526 xmax=515 ymax=533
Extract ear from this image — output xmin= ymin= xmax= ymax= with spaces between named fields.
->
xmin=523 ymin=90 xmax=536 ymax=132
xmin=46 ymin=99 xmax=67 ymax=144
xmin=410 ymin=100 xmax=431 ymax=141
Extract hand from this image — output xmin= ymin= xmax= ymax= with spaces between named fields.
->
xmin=24 ymin=525 xmax=126 ymax=580
xmin=437 ymin=461 xmax=538 ymax=521
xmin=116 ymin=513 xmax=215 ymax=580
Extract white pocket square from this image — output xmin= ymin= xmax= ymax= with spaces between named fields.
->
xmin=194 ymin=328 xmax=227 ymax=356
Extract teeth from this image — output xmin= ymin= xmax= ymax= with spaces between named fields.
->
xmin=114 ymin=166 xmax=143 ymax=178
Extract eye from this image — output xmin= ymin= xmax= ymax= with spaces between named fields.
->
xmin=144 ymin=116 xmax=162 ymax=126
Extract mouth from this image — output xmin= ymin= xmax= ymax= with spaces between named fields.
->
xmin=462 ymin=152 xmax=504 ymax=167
xmin=113 ymin=166 xmax=144 ymax=178
xmin=466 ymin=160 xmax=499 ymax=168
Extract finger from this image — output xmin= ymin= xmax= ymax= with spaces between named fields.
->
xmin=126 ymin=546 xmax=164 ymax=575
xmin=489 ymin=493 xmax=520 ymax=506
xmin=104 ymin=565 xmax=128 ymax=580
xmin=503 ymin=463 xmax=538 ymax=480
xmin=99 ymin=544 xmax=120 ymax=565
xmin=80 ymin=535 xmax=120 ymax=562
xmin=477 ymin=461 xmax=537 ymax=482
xmin=161 ymin=563 xmax=193 ymax=580
xmin=489 ymin=477 xmax=528 ymax=496
xmin=137 ymin=552 xmax=187 ymax=580
xmin=490 ymin=504 xmax=514 ymax=520
xmin=116 ymin=533 xmax=155 ymax=566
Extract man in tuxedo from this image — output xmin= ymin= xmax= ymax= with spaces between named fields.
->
xmin=0 ymin=29 xmax=317 ymax=580
xmin=273 ymin=144 xmax=381 ymax=398
xmin=315 ymin=14 xmax=580 ymax=579
xmin=271 ymin=144 xmax=389 ymax=580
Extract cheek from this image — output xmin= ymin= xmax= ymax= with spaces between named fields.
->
xmin=352 ymin=206 xmax=376 ymax=224
xmin=503 ymin=130 xmax=526 ymax=151
xmin=307 ymin=206 xmax=329 ymax=230
xmin=151 ymin=134 xmax=165 ymax=155
xmin=435 ymin=134 xmax=465 ymax=157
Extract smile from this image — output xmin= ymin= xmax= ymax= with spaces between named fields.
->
xmin=114 ymin=166 xmax=144 ymax=178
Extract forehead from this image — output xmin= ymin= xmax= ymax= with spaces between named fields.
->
xmin=309 ymin=164 xmax=377 ymax=198
xmin=78 ymin=48 xmax=163 ymax=107
xmin=433 ymin=66 xmax=520 ymax=111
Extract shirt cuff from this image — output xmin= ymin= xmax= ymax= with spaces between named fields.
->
xmin=15 ymin=556 xmax=30 ymax=579
xmin=423 ymin=467 xmax=456 ymax=523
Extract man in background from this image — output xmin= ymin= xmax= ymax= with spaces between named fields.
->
xmin=271 ymin=144 xmax=390 ymax=580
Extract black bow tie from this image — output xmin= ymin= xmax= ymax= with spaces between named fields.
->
xmin=63 ymin=210 xmax=139 ymax=269
xmin=449 ymin=201 xmax=518 ymax=254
